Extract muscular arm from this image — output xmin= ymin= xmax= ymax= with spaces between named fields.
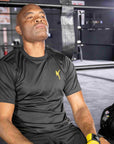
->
xmin=0 ymin=102 xmax=33 ymax=144
xmin=67 ymin=91 xmax=96 ymax=137
xmin=67 ymin=91 xmax=110 ymax=144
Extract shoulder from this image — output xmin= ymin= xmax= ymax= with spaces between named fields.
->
xmin=0 ymin=49 xmax=17 ymax=65
xmin=0 ymin=48 xmax=23 ymax=66
xmin=46 ymin=47 xmax=73 ymax=71
xmin=46 ymin=47 xmax=66 ymax=62
xmin=0 ymin=48 xmax=20 ymax=77
xmin=46 ymin=47 xmax=72 ymax=63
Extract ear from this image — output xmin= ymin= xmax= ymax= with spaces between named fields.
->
xmin=15 ymin=26 xmax=22 ymax=35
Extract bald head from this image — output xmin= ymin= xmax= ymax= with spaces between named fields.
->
xmin=16 ymin=4 xmax=42 ymax=26
xmin=15 ymin=3 xmax=49 ymax=42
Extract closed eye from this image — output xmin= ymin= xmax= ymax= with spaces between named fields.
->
xmin=40 ymin=15 xmax=46 ymax=18
xmin=27 ymin=16 xmax=33 ymax=19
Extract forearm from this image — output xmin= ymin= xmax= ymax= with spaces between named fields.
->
xmin=0 ymin=119 xmax=33 ymax=144
xmin=74 ymin=104 xmax=96 ymax=137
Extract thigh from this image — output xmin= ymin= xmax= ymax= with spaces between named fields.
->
xmin=29 ymin=136 xmax=66 ymax=144
xmin=71 ymin=128 xmax=87 ymax=144
xmin=23 ymin=133 xmax=53 ymax=144
xmin=28 ymin=136 xmax=55 ymax=144
xmin=24 ymin=125 xmax=86 ymax=144
xmin=66 ymin=125 xmax=86 ymax=144
xmin=52 ymin=124 xmax=87 ymax=144
xmin=33 ymin=137 xmax=51 ymax=144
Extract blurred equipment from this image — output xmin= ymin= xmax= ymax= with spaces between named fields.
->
xmin=61 ymin=5 xmax=75 ymax=59
xmin=3 ymin=27 xmax=8 ymax=56
xmin=99 ymin=103 xmax=114 ymax=140
xmin=76 ymin=10 xmax=85 ymax=61
xmin=11 ymin=38 xmax=21 ymax=49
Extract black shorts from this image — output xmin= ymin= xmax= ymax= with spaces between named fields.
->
xmin=24 ymin=124 xmax=87 ymax=144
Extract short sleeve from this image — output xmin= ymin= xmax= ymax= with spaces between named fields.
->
xmin=63 ymin=56 xmax=81 ymax=96
xmin=0 ymin=61 xmax=16 ymax=104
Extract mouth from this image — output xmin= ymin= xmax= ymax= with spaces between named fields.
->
xmin=35 ymin=23 xmax=46 ymax=29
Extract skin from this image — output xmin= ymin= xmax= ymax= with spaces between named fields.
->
xmin=67 ymin=91 xmax=110 ymax=144
xmin=0 ymin=4 xmax=110 ymax=144
xmin=16 ymin=4 xmax=49 ymax=58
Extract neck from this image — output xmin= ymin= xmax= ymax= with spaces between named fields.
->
xmin=23 ymin=41 xmax=45 ymax=58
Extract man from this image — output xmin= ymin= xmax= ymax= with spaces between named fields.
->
xmin=0 ymin=4 xmax=110 ymax=144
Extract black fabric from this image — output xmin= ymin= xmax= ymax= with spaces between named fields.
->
xmin=99 ymin=103 xmax=114 ymax=140
xmin=0 ymin=47 xmax=82 ymax=142
xmin=24 ymin=125 xmax=86 ymax=144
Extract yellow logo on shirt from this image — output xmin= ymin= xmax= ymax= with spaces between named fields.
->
xmin=55 ymin=69 xmax=61 ymax=80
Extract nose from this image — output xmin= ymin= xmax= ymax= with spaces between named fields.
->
xmin=35 ymin=17 xmax=42 ymax=23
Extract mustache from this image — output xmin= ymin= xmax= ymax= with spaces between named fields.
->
xmin=34 ymin=22 xmax=48 ymax=28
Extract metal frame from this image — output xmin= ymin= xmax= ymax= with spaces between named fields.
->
xmin=0 ymin=1 xmax=114 ymax=10
xmin=75 ymin=63 xmax=114 ymax=70
xmin=0 ymin=2 xmax=61 ymax=8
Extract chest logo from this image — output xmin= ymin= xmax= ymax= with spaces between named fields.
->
xmin=55 ymin=69 xmax=61 ymax=80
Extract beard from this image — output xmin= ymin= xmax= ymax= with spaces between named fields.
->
xmin=34 ymin=30 xmax=49 ymax=41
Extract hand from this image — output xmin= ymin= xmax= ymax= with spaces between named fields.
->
xmin=86 ymin=138 xmax=110 ymax=144
xmin=100 ymin=137 xmax=110 ymax=144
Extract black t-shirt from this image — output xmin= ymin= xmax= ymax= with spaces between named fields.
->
xmin=0 ymin=47 xmax=81 ymax=134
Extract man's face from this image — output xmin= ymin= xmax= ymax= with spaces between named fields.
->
xmin=16 ymin=4 xmax=49 ymax=42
